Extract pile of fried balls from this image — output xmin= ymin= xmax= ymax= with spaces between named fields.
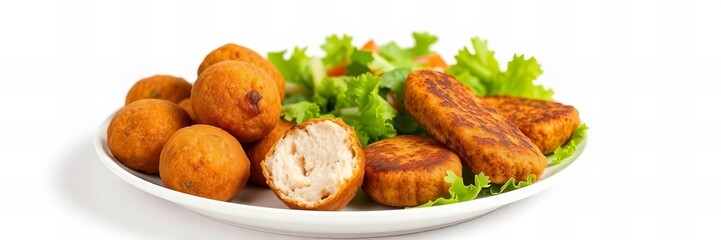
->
xmin=107 ymin=44 xmax=287 ymax=201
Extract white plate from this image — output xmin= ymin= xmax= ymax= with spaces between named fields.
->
xmin=95 ymin=113 xmax=586 ymax=238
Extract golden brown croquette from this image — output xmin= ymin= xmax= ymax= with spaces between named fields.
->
xmin=159 ymin=124 xmax=250 ymax=201
xmin=191 ymin=61 xmax=281 ymax=143
xmin=125 ymin=75 xmax=191 ymax=105
xmin=107 ymin=99 xmax=192 ymax=173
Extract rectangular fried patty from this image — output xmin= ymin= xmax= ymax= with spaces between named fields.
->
xmin=403 ymin=70 xmax=546 ymax=184
xmin=483 ymin=96 xmax=580 ymax=154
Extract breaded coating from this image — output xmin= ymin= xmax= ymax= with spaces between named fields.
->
xmin=198 ymin=43 xmax=286 ymax=99
xmin=262 ymin=118 xmax=365 ymax=211
xmin=191 ymin=61 xmax=281 ymax=142
xmin=244 ymin=119 xmax=295 ymax=187
xmin=483 ymin=96 xmax=580 ymax=154
xmin=404 ymin=70 xmax=546 ymax=184
xmin=160 ymin=124 xmax=250 ymax=201
xmin=107 ymin=99 xmax=192 ymax=173
xmin=125 ymin=75 xmax=191 ymax=105
xmin=362 ymin=135 xmax=462 ymax=207
xmin=177 ymin=98 xmax=198 ymax=123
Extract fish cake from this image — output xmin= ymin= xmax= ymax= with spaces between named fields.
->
xmin=483 ymin=96 xmax=580 ymax=154
xmin=403 ymin=70 xmax=546 ymax=184
xmin=362 ymin=135 xmax=462 ymax=207
xmin=198 ymin=43 xmax=286 ymax=99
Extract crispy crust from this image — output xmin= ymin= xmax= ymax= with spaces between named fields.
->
xmin=197 ymin=43 xmax=286 ymax=99
xmin=107 ymin=99 xmax=192 ymax=173
xmin=483 ymin=96 xmax=580 ymax=154
xmin=191 ymin=61 xmax=281 ymax=142
xmin=261 ymin=118 xmax=365 ymax=211
xmin=362 ymin=135 xmax=462 ymax=207
xmin=177 ymin=98 xmax=198 ymax=123
xmin=125 ymin=75 xmax=191 ymax=105
xmin=244 ymin=119 xmax=295 ymax=187
xmin=404 ymin=70 xmax=546 ymax=184
xmin=159 ymin=124 xmax=250 ymax=201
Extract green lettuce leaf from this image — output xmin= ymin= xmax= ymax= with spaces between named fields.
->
xmin=320 ymin=34 xmax=378 ymax=77
xmin=449 ymin=37 xmax=553 ymax=100
xmin=368 ymin=52 xmax=396 ymax=74
xmin=481 ymin=175 xmax=536 ymax=196
xmin=280 ymin=101 xmax=321 ymax=124
xmin=332 ymin=73 xmax=397 ymax=146
xmin=414 ymin=170 xmax=491 ymax=208
xmin=379 ymin=67 xmax=411 ymax=108
xmin=345 ymin=49 xmax=374 ymax=76
xmin=268 ymin=47 xmax=312 ymax=89
xmin=379 ymin=32 xmax=438 ymax=68
xmin=378 ymin=67 xmax=426 ymax=135
xmin=312 ymin=76 xmax=348 ymax=112
xmin=321 ymin=34 xmax=355 ymax=69
xmin=548 ymin=123 xmax=588 ymax=166
xmin=391 ymin=113 xmax=426 ymax=135
xmin=451 ymin=70 xmax=486 ymax=95
xmin=408 ymin=32 xmax=438 ymax=57
xmin=448 ymin=37 xmax=500 ymax=94
xmin=282 ymin=94 xmax=311 ymax=105
xmin=500 ymin=55 xmax=553 ymax=99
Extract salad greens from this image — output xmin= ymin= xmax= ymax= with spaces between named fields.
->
xmin=379 ymin=32 xmax=438 ymax=68
xmin=414 ymin=171 xmax=490 ymax=208
xmin=548 ymin=123 xmax=589 ymax=166
xmin=481 ymin=174 xmax=536 ymax=196
xmin=330 ymin=73 xmax=397 ymax=146
xmin=267 ymin=32 xmax=586 ymax=206
xmin=413 ymin=171 xmax=536 ymax=208
xmin=268 ymin=47 xmax=313 ymax=91
xmin=280 ymin=101 xmax=320 ymax=124
xmin=448 ymin=37 xmax=554 ymax=100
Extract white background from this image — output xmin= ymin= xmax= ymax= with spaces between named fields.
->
xmin=1 ymin=0 xmax=719 ymax=239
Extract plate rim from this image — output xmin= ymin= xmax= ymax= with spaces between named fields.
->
xmin=95 ymin=112 xmax=586 ymax=225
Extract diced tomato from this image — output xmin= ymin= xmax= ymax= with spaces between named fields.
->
xmin=360 ymin=40 xmax=379 ymax=53
xmin=326 ymin=65 xmax=347 ymax=77
xmin=414 ymin=53 xmax=448 ymax=71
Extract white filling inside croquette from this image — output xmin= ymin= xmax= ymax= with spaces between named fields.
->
xmin=266 ymin=120 xmax=356 ymax=205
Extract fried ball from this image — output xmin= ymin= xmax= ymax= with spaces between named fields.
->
xmin=107 ymin=99 xmax=192 ymax=173
xmin=197 ymin=43 xmax=286 ymax=99
xmin=191 ymin=61 xmax=281 ymax=142
xmin=159 ymin=124 xmax=250 ymax=201
xmin=244 ymin=119 xmax=295 ymax=187
xmin=404 ymin=70 xmax=546 ymax=184
xmin=362 ymin=135 xmax=462 ymax=207
xmin=125 ymin=75 xmax=192 ymax=105
xmin=262 ymin=118 xmax=365 ymax=211
xmin=177 ymin=98 xmax=198 ymax=123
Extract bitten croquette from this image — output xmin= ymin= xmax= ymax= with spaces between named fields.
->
xmin=243 ymin=119 xmax=295 ymax=187
xmin=262 ymin=118 xmax=365 ymax=211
